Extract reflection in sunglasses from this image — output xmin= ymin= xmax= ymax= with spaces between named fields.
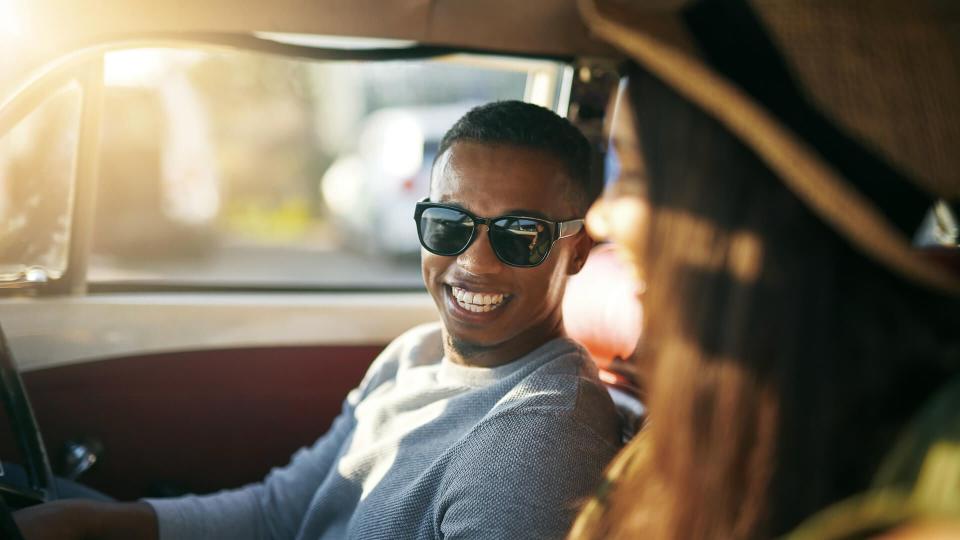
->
xmin=501 ymin=222 xmax=545 ymax=253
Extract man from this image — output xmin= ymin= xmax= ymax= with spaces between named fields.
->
xmin=15 ymin=100 xmax=620 ymax=539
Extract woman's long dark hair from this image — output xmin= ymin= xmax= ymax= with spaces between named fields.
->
xmin=593 ymin=66 xmax=960 ymax=539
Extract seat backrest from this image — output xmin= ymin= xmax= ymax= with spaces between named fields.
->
xmin=563 ymin=243 xmax=643 ymax=364
xmin=563 ymin=243 xmax=643 ymax=368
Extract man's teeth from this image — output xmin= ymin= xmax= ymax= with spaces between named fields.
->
xmin=451 ymin=286 xmax=507 ymax=313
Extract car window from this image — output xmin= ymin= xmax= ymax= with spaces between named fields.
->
xmin=88 ymin=47 xmax=568 ymax=290
xmin=0 ymin=82 xmax=82 ymax=284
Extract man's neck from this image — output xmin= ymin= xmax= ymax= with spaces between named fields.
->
xmin=443 ymin=318 xmax=566 ymax=368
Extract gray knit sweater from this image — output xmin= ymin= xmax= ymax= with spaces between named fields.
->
xmin=147 ymin=323 xmax=620 ymax=539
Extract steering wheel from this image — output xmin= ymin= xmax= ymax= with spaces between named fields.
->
xmin=0 ymin=322 xmax=57 ymax=539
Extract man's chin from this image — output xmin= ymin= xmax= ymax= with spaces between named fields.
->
xmin=444 ymin=330 xmax=498 ymax=359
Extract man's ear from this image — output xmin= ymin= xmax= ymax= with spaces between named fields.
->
xmin=567 ymin=231 xmax=595 ymax=275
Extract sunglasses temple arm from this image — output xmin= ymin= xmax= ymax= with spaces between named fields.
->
xmin=557 ymin=219 xmax=585 ymax=239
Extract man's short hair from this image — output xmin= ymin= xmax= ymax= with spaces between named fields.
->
xmin=435 ymin=100 xmax=599 ymax=214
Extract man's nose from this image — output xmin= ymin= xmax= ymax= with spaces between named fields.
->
xmin=457 ymin=225 xmax=503 ymax=274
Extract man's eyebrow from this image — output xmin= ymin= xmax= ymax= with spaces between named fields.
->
xmin=435 ymin=198 xmax=468 ymax=211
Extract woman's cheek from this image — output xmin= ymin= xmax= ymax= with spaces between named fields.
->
xmin=586 ymin=195 xmax=650 ymax=286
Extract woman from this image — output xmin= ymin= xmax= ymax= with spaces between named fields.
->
xmin=570 ymin=0 xmax=960 ymax=538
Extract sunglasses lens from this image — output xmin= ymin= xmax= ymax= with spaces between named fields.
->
xmin=491 ymin=218 xmax=553 ymax=266
xmin=419 ymin=206 xmax=474 ymax=255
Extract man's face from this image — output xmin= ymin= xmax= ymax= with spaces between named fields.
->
xmin=422 ymin=141 xmax=591 ymax=363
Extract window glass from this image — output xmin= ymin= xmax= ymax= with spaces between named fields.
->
xmin=89 ymin=47 xmax=567 ymax=289
xmin=0 ymin=83 xmax=82 ymax=283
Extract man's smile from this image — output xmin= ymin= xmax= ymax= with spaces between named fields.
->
xmin=450 ymin=285 xmax=509 ymax=312
xmin=444 ymin=284 xmax=513 ymax=321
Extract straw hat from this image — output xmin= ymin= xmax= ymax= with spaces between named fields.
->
xmin=578 ymin=0 xmax=960 ymax=295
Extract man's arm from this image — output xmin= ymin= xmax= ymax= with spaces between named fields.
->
xmin=14 ymin=500 xmax=157 ymax=540
xmin=145 ymin=331 xmax=411 ymax=540
xmin=145 ymin=390 xmax=361 ymax=540
xmin=12 ymin=391 xmax=360 ymax=540
xmin=438 ymin=412 xmax=618 ymax=539
xmin=11 ymin=327 xmax=416 ymax=540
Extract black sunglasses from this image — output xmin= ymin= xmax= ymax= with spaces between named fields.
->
xmin=414 ymin=198 xmax=584 ymax=268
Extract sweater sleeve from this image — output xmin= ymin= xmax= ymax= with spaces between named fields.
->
xmin=437 ymin=412 xmax=618 ymax=540
xmin=145 ymin=390 xmax=358 ymax=540
xmin=144 ymin=331 xmax=419 ymax=540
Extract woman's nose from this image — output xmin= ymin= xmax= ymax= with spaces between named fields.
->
xmin=586 ymin=195 xmax=650 ymax=286
xmin=586 ymin=196 xmax=648 ymax=246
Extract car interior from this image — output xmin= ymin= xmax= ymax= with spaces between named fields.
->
xmin=0 ymin=0 xmax=643 ymax=533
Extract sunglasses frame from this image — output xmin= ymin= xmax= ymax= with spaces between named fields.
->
xmin=414 ymin=198 xmax=584 ymax=268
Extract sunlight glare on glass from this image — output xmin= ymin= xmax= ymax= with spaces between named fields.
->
xmin=253 ymin=32 xmax=417 ymax=50
xmin=0 ymin=0 xmax=25 ymax=40
xmin=104 ymin=49 xmax=205 ymax=87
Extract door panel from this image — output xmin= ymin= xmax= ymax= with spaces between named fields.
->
xmin=0 ymin=292 xmax=438 ymax=500
xmin=13 ymin=345 xmax=381 ymax=500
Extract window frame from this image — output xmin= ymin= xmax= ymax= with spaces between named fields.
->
xmin=0 ymin=34 xmax=577 ymax=297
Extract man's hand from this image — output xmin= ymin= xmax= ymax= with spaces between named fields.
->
xmin=13 ymin=500 xmax=158 ymax=540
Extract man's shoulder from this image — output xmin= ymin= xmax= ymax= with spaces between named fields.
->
xmin=357 ymin=322 xmax=443 ymax=391
xmin=492 ymin=338 xmax=620 ymax=443
xmin=507 ymin=336 xmax=602 ymax=406
xmin=391 ymin=321 xmax=444 ymax=363
xmin=443 ymin=344 xmax=622 ymax=476
xmin=527 ymin=337 xmax=598 ymax=379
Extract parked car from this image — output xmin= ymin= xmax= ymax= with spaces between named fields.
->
xmin=321 ymin=102 xmax=479 ymax=257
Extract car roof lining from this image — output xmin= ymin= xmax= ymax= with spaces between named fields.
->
xmin=21 ymin=0 xmax=622 ymax=58
xmin=82 ymin=32 xmax=575 ymax=63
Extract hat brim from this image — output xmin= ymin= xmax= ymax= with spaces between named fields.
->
xmin=578 ymin=0 xmax=960 ymax=295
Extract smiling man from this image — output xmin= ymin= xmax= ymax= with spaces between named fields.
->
xmin=421 ymin=113 xmax=598 ymax=369
xmin=15 ymin=101 xmax=620 ymax=540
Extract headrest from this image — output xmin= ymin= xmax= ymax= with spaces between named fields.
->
xmin=563 ymin=243 xmax=643 ymax=368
